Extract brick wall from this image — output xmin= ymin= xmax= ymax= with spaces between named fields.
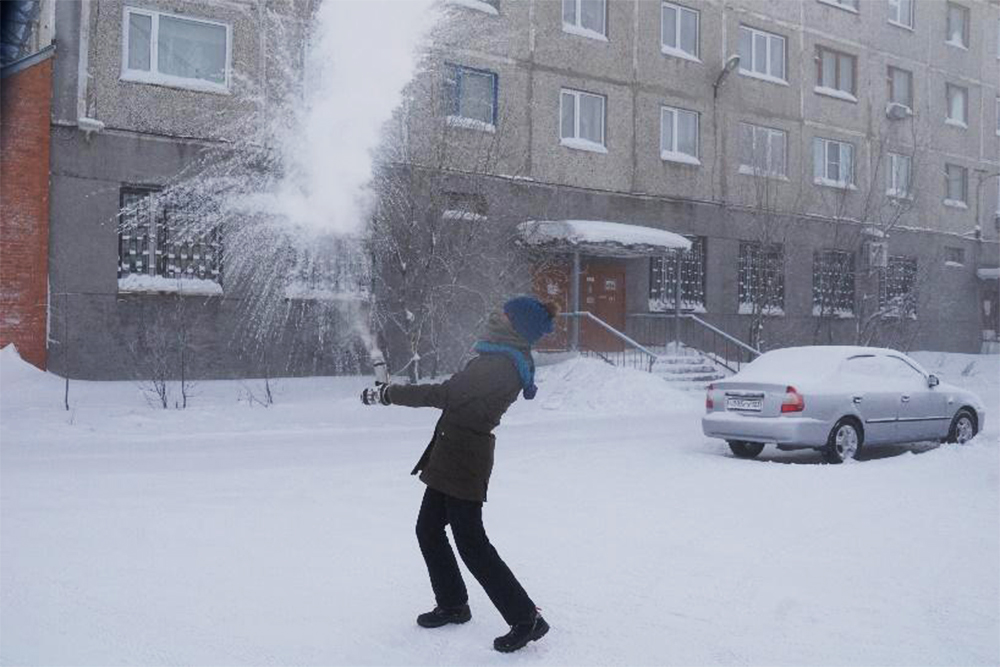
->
xmin=1 ymin=56 xmax=53 ymax=369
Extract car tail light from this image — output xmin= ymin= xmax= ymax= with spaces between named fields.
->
xmin=781 ymin=386 xmax=804 ymax=413
xmin=706 ymin=384 xmax=714 ymax=411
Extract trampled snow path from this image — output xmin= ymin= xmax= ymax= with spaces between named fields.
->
xmin=1 ymin=349 xmax=998 ymax=666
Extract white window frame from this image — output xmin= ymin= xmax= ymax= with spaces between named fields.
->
xmin=886 ymin=152 xmax=912 ymax=199
xmin=738 ymin=123 xmax=788 ymax=179
xmin=560 ymin=88 xmax=607 ymax=153
xmin=813 ymin=137 xmax=856 ymax=189
xmin=660 ymin=106 xmax=700 ymax=165
xmin=738 ymin=25 xmax=787 ymax=85
xmin=121 ymin=6 xmax=232 ymax=94
xmin=817 ymin=0 xmax=858 ymax=14
xmin=888 ymin=0 xmax=914 ymax=29
xmin=562 ymin=0 xmax=607 ymax=41
xmin=660 ymin=2 xmax=700 ymax=62
xmin=815 ymin=46 xmax=858 ymax=102
xmin=945 ymin=83 xmax=968 ymax=129
xmin=945 ymin=2 xmax=969 ymax=49
xmin=944 ymin=163 xmax=968 ymax=208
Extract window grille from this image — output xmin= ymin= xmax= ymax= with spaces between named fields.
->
xmin=118 ymin=186 xmax=222 ymax=284
xmin=649 ymin=236 xmax=706 ymax=311
xmin=879 ymin=256 xmax=918 ymax=318
xmin=812 ymin=250 xmax=855 ymax=316
xmin=738 ymin=241 xmax=784 ymax=312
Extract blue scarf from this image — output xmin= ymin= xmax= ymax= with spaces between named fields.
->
xmin=473 ymin=341 xmax=537 ymax=400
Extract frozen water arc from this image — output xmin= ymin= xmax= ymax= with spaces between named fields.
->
xmin=115 ymin=0 xmax=441 ymax=359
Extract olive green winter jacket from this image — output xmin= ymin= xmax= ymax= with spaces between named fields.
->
xmin=387 ymin=316 xmax=530 ymax=502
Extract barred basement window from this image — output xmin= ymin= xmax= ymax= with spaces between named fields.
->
xmin=879 ymin=256 xmax=918 ymax=318
xmin=118 ymin=186 xmax=222 ymax=292
xmin=812 ymin=250 xmax=855 ymax=317
xmin=738 ymin=241 xmax=784 ymax=315
xmin=649 ymin=236 xmax=706 ymax=312
xmin=442 ymin=192 xmax=488 ymax=222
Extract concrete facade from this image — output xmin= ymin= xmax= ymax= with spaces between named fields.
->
xmin=414 ymin=0 xmax=1000 ymax=354
xmin=41 ymin=0 xmax=368 ymax=380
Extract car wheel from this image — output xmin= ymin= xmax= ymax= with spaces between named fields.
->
xmin=728 ymin=441 xmax=765 ymax=459
xmin=946 ymin=409 xmax=978 ymax=444
xmin=823 ymin=418 xmax=863 ymax=464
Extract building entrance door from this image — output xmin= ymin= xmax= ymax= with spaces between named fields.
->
xmin=581 ymin=260 xmax=626 ymax=352
xmin=532 ymin=260 xmax=571 ymax=351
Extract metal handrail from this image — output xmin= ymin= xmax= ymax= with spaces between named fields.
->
xmin=563 ymin=311 xmax=660 ymax=358
xmin=681 ymin=314 xmax=761 ymax=357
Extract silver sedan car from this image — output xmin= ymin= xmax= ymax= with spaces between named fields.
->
xmin=701 ymin=346 xmax=986 ymax=463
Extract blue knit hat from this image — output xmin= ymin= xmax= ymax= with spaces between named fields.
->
xmin=503 ymin=296 xmax=554 ymax=345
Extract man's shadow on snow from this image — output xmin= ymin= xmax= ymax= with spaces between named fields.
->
xmin=729 ymin=441 xmax=943 ymax=465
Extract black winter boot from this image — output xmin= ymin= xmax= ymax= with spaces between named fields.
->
xmin=416 ymin=604 xmax=472 ymax=628
xmin=493 ymin=612 xmax=549 ymax=653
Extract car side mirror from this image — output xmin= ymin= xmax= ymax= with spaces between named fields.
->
xmin=927 ymin=374 xmax=939 ymax=388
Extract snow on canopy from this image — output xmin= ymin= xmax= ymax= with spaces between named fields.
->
xmin=517 ymin=220 xmax=691 ymax=257
xmin=977 ymin=267 xmax=999 ymax=280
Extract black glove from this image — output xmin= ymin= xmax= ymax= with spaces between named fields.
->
xmin=361 ymin=384 xmax=391 ymax=406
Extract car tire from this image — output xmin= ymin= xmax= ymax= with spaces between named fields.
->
xmin=823 ymin=418 xmax=863 ymax=464
xmin=945 ymin=409 xmax=978 ymax=444
xmin=728 ymin=441 xmax=765 ymax=459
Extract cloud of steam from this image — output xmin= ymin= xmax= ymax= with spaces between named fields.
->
xmin=261 ymin=0 xmax=440 ymax=237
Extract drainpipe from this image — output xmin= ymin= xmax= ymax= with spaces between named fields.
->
xmin=571 ymin=250 xmax=581 ymax=350
xmin=673 ymin=249 xmax=681 ymax=352
xmin=76 ymin=0 xmax=104 ymax=138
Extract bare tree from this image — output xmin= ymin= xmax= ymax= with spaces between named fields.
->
xmin=367 ymin=50 xmax=532 ymax=379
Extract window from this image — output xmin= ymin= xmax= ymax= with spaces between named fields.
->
xmin=887 ymin=152 xmax=912 ymax=198
xmin=649 ymin=237 xmax=706 ymax=312
xmin=888 ymin=0 xmax=914 ymax=28
xmin=816 ymin=46 xmax=857 ymax=100
xmin=442 ymin=192 xmax=488 ymax=222
xmin=813 ymin=250 xmax=855 ymax=317
xmin=738 ymin=25 xmax=786 ymax=83
xmin=738 ymin=123 xmax=787 ymax=178
xmin=660 ymin=106 xmax=699 ymax=164
xmin=562 ymin=0 xmax=606 ymax=39
xmin=738 ymin=242 xmax=784 ymax=315
xmin=946 ymin=3 xmax=969 ymax=48
xmin=944 ymin=246 xmax=965 ymax=265
xmin=879 ymin=256 xmax=918 ymax=318
xmin=444 ymin=64 xmax=498 ymax=129
xmin=813 ymin=137 xmax=855 ymax=188
xmin=819 ymin=0 xmax=858 ymax=12
xmin=661 ymin=2 xmax=699 ymax=60
xmin=122 ymin=7 xmax=230 ymax=92
xmin=118 ymin=187 xmax=222 ymax=290
xmin=946 ymin=84 xmax=968 ymax=127
xmin=560 ymin=88 xmax=606 ymax=152
xmin=888 ymin=66 xmax=913 ymax=110
xmin=944 ymin=163 xmax=968 ymax=207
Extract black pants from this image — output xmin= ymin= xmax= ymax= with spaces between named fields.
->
xmin=416 ymin=486 xmax=535 ymax=625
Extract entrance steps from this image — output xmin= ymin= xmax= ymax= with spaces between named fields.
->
xmin=651 ymin=352 xmax=727 ymax=391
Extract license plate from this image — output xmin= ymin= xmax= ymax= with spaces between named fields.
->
xmin=726 ymin=396 xmax=762 ymax=412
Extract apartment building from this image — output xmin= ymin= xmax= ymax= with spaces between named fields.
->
xmin=408 ymin=0 xmax=1000 ymax=354
xmin=15 ymin=0 xmax=376 ymax=381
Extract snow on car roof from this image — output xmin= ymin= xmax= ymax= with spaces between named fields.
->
xmin=516 ymin=220 xmax=692 ymax=256
xmin=731 ymin=346 xmax=918 ymax=387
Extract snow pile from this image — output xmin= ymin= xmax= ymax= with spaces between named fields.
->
xmin=0 ymin=345 xmax=50 ymax=405
xmin=528 ymin=356 xmax=698 ymax=415
xmin=1 ymin=352 xmax=998 ymax=666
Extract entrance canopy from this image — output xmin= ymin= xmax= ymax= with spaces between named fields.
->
xmin=517 ymin=220 xmax=691 ymax=257
xmin=977 ymin=267 xmax=999 ymax=281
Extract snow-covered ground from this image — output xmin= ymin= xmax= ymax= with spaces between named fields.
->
xmin=1 ymin=347 xmax=998 ymax=666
